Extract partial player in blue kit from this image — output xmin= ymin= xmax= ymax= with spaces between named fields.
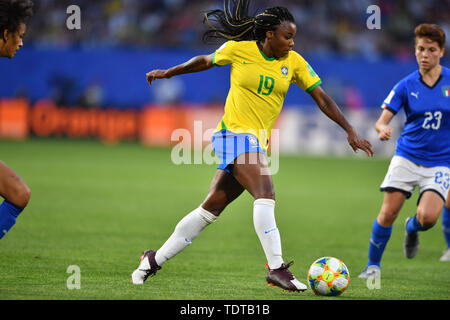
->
xmin=0 ymin=0 xmax=33 ymax=239
xmin=441 ymin=192 xmax=450 ymax=261
xmin=359 ymin=23 xmax=450 ymax=278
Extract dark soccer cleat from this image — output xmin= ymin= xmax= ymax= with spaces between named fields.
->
xmin=404 ymin=217 xmax=420 ymax=259
xmin=266 ymin=261 xmax=307 ymax=292
xmin=131 ymin=250 xmax=161 ymax=284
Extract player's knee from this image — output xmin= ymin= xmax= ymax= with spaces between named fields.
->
xmin=418 ymin=218 xmax=435 ymax=230
xmin=12 ymin=183 xmax=31 ymax=209
xmin=416 ymin=211 xmax=437 ymax=230
xmin=23 ymin=185 xmax=31 ymax=207
xmin=378 ymin=208 xmax=399 ymax=225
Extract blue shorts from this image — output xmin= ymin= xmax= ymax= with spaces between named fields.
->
xmin=212 ymin=130 xmax=265 ymax=174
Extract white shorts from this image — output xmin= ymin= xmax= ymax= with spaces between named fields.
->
xmin=380 ymin=155 xmax=450 ymax=202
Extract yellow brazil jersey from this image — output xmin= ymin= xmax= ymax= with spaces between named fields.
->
xmin=212 ymin=40 xmax=321 ymax=149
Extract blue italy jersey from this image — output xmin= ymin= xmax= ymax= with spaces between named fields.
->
xmin=381 ymin=66 xmax=450 ymax=167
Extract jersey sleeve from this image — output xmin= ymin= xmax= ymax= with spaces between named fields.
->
xmin=212 ymin=41 xmax=237 ymax=67
xmin=381 ymin=80 xmax=407 ymax=114
xmin=291 ymin=52 xmax=322 ymax=92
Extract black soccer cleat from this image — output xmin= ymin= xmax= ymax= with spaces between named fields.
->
xmin=404 ymin=217 xmax=420 ymax=259
xmin=131 ymin=250 xmax=162 ymax=284
xmin=266 ymin=261 xmax=307 ymax=292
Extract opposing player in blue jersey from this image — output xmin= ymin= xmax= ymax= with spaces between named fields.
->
xmin=441 ymin=192 xmax=450 ymax=261
xmin=0 ymin=0 xmax=33 ymax=239
xmin=359 ymin=24 xmax=450 ymax=278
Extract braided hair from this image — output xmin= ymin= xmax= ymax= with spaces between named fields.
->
xmin=203 ymin=0 xmax=294 ymax=43
xmin=0 ymin=0 xmax=33 ymax=38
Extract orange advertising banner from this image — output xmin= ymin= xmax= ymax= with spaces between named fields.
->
xmin=0 ymin=99 xmax=223 ymax=147
xmin=0 ymin=98 xmax=29 ymax=140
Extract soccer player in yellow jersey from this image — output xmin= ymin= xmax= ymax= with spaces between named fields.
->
xmin=0 ymin=0 xmax=33 ymax=240
xmin=132 ymin=0 xmax=373 ymax=291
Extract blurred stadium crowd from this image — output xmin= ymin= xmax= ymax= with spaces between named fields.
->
xmin=2 ymin=0 xmax=448 ymax=154
xmin=26 ymin=0 xmax=450 ymax=59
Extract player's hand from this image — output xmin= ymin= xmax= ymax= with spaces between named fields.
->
xmin=377 ymin=124 xmax=392 ymax=141
xmin=146 ymin=70 xmax=170 ymax=85
xmin=347 ymin=130 xmax=374 ymax=157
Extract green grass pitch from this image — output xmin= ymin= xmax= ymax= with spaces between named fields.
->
xmin=0 ymin=138 xmax=449 ymax=300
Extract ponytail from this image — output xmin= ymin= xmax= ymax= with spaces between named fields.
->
xmin=202 ymin=0 xmax=294 ymax=43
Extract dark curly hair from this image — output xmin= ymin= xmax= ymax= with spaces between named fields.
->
xmin=203 ymin=0 xmax=294 ymax=43
xmin=0 ymin=0 xmax=33 ymax=38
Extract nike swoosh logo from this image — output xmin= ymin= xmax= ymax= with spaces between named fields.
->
xmin=264 ymin=228 xmax=277 ymax=234
xmin=243 ymin=61 xmax=254 ymax=65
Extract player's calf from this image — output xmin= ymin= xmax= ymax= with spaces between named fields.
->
xmin=0 ymin=165 xmax=31 ymax=239
xmin=0 ymin=161 xmax=31 ymax=209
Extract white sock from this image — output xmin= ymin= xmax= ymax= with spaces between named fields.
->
xmin=253 ymin=198 xmax=284 ymax=269
xmin=154 ymin=206 xmax=217 ymax=266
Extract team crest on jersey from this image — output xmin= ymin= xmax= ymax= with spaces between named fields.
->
xmin=281 ymin=65 xmax=288 ymax=78
xmin=442 ymin=86 xmax=450 ymax=97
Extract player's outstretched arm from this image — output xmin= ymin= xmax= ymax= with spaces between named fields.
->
xmin=309 ymin=86 xmax=374 ymax=157
xmin=375 ymin=109 xmax=394 ymax=141
xmin=146 ymin=53 xmax=215 ymax=85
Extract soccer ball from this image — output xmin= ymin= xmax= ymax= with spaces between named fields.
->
xmin=307 ymin=256 xmax=350 ymax=296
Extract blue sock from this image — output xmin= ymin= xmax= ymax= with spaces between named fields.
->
xmin=367 ymin=219 xmax=392 ymax=267
xmin=442 ymin=206 xmax=450 ymax=248
xmin=0 ymin=200 xmax=23 ymax=239
xmin=406 ymin=214 xmax=426 ymax=234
